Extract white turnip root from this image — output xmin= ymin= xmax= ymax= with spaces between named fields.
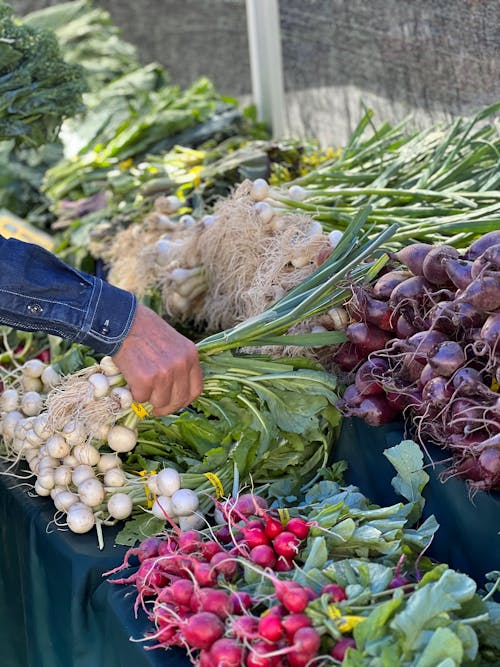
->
xmin=107 ymin=493 xmax=133 ymax=520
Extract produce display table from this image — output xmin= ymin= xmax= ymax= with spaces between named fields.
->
xmin=1 ymin=419 xmax=499 ymax=667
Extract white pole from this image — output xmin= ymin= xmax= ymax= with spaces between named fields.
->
xmin=245 ymin=0 xmax=286 ymax=137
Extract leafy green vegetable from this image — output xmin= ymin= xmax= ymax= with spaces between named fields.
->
xmin=129 ymin=352 xmax=342 ymax=508
xmin=23 ymin=0 xmax=140 ymax=91
xmin=114 ymin=514 xmax=165 ymax=547
xmin=0 ymin=2 xmax=86 ymax=146
xmin=384 ymin=440 xmax=429 ymax=525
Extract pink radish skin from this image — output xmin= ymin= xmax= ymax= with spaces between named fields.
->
xmin=258 ymin=614 xmax=284 ymax=642
xmin=240 ymin=526 xmax=270 ymax=548
xmin=331 ymin=637 xmax=357 ymax=660
xmin=182 ymin=611 xmax=225 ymax=650
xmin=246 ymin=641 xmax=280 ymax=667
xmin=229 ymin=591 xmax=253 ymax=613
xmin=208 ymin=638 xmax=246 ymax=666
xmin=274 ymin=556 xmax=294 ymax=572
xmin=103 ymin=536 xmax=162 ymax=576
xmin=192 ymin=588 xmax=234 ymax=618
xmin=284 ymin=517 xmax=310 ymax=540
xmin=232 ymin=494 xmax=268 ymax=517
xmin=272 ymin=532 xmax=301 ymax=559
xmin=281 ymin=613 xmax=312 ymax=640
xmin=169 ymin=579 xmax=194 ymax=607
xmin=322 ymin=582 xmax=347 ymax=602
xmin=209 ymin=551 xmax=238 ymax=580
xmin=178 ymin=530 xmax=202 ymax=554
xmin=249 ymin=544 xmax=277 ymax=568
xmin=201 ymin=540 xmax=223 ymax=560
xmin=230 ymin=614 xmax=259 ymax=639
xmin=192 ymin=560 xmax=217 ymax=587
xmin=264 ymin=515 xmax=284 ymax=539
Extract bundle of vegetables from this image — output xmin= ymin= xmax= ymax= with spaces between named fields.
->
xmin=81 ymin=136 xmax=333 ymax=268
xmin=23 ymin=0 xmax=140 ymax=91
xmin=0 ymin=353 xmax=208 ymax=545
xmin=0 ymin=1 xmax=86 ymax=147
xmin=339 ymin=230 xmax=500 ymax=491
xmin=103 ymin=178 xmax=338 ymax=331
xmin=262 ymin=104 xmax=500 ymax=249
xmin=105 ymin=441 xmax=500 ymax=666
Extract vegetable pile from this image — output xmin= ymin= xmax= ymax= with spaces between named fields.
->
xmin=0 ymin=1 xmax=86 ymax=146
xmin=105 ymin=442 xmax=500 ymax=666
xmin=339 ymin=231 xmax=500 ymax=490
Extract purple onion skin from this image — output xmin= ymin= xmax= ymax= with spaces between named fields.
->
xmin=451 ymin=302 xmax=487 ymax=331
xmin=455 ymin=456 xmax=484 ymax=483
xmin=350 ymin=394 xmax=399 ymax=427
xmin=342 ymin=383 xmax=364 ymax=408
xmin=465 ymin=231 xmax=500 ymax=261
xmin=471 ymin=244 xmax=500 ymax=279
xmin=477 ymin=449 xmax=500 ymax=489
xmin=451 ymin=367 xmax=483 ymax=394
xmin=345 ymin=322 xmax=392 ymax=353
xmin=406 ymin=330 xmax=448 ymax=359
xmin=442 ymin=258 xmax=474 ymax=290
xmin=332 ymin=342 xmax=366 ymax=372
xmin=428 ymin=341 xmax=466 ymax=377
xmin=354 ymin=358 xmax=389 ymax=396
xmin=422 ymin=245 xmax=460 ymax=286
xmin=419 ymin=363 xmax=438 ymax=389
xmin=401 ymin=356 xmax=426 ymax=383
xmin=422 ymin=376 xmax=453 ymax=407
xmin=385 ymin=390 xmax=409 ymax=412
xmin=372 ymin=270 xmax=413 ymax=301
xmin=390 ymin=243 xmax=433 ymax=276
xmin=456 ymin=276 xmax=500 ymax=312
xmin=396 ymin=314 xmax=418 ymax=338
xmin=448 ymin=431 xmax=489 ymax=451
xmin=480 ymin=314 xmax=500 ymax=350
xmin=429 ymin=302 xmax=456 ymax=335
xmin=350 ymin=287 xmax=395 ymax=332
xmin=389 ymin=275 xmax=430 ymax=308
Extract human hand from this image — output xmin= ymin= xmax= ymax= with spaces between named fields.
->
xmin=112 ymin=303 xmax=203 ymax=416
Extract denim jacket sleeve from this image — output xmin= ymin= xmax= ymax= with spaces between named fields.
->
xmin=0 ymin=236 xmax=137 ymax=355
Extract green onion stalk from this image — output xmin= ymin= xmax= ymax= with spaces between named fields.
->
xmin=269 ymin=103 xmax=500 ymax=250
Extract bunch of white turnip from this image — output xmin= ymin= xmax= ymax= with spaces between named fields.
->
xmin=0 ymin=355 xmax=203 ymax=542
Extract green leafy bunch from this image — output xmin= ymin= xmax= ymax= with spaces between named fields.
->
xmin=0 ymin=2 xmax=86 ymax=146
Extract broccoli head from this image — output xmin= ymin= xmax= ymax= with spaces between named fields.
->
xmin=0 ymin=2 xmax=87 ymax=146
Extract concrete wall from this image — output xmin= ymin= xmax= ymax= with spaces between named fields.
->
xmin=11 ymin=0 xmax=500 ymax=145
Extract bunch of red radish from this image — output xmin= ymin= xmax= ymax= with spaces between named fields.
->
xmin=106 ymin=493 xmax=357 ymax=666
xmin=337 ymin=230 xmax=500 ymax=490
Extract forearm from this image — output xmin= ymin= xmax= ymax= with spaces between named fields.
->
xmin=0 ymin=236 xmax=137 ymax=355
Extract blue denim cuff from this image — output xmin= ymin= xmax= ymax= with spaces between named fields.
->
xmin=0 ymin=237 xmax=138 ymax=354
xmin=77 ymin=277 xmax=138 ymax=355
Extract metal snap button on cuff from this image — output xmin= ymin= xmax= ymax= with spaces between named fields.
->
xmin=27 ymin=303 xmax=43 ymax=314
